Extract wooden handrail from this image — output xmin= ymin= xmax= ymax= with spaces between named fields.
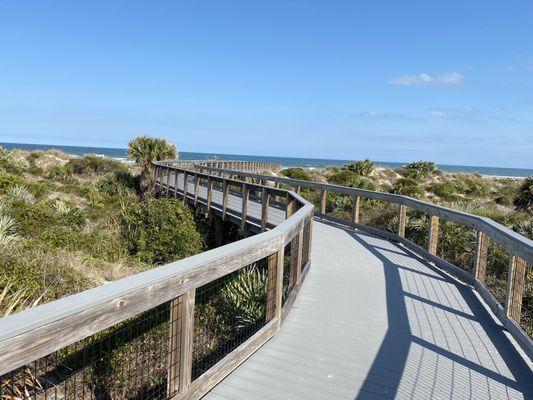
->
xmin=0 ymin=162 xmax=314 ymax=400
xmin=193 ymin=163 xmax=533 ymax=358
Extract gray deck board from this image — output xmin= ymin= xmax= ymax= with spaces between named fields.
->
xmin=203 ymin=222 xmax=533 ymax=399
xmin=158 ymin=173 xmax=533 ymax=399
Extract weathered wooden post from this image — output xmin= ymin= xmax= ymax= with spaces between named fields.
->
xmin=167 ymin=290 xmax=195 ymax=396
xmin=428 ymin=215 xmax=440 ymax=255
xmin=286 ymin=194 xmax=295 ymax=219
xmin=266 ymin=248 xmax=284 ymax=324
xmin=505 ymin=255 xmax=527 ymax=323
xmin=165 ymin=167 xmax=171 ymax=195
xmin=182 ymin=172 xmax=188 ymax=202
xmin=173 ymin=169 xmax=179 ymax=197
xmin=222 ymin=181 xmax=229 ymax=221
xmin=206 ymin=177 xmax=213 ymax=216
xmin=473 ymin=231 xmax=489 ymax=282
xmin=194 ymin=174 xmax=200 ymax=206
xmin=397 ymin=205 xmax=407 ymax=237
xmin=319 ymin=189 xmax=327 ymax=215
xmin=241 ymin=183 xmax=248 ymax=231
xmin=352 ymin=194 xmax=360 ymax=224
xmin=261 ymin=187 xmax=270 ymax=232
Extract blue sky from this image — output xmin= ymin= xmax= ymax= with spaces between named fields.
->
xmin=1 ymin=1 xmax=532 ymax=167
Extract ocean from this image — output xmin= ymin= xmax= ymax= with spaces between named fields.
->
xmin=1 ymin=142 xmax=531 ymax=178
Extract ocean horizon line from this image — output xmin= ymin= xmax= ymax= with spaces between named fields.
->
xmin=1 ymin=141 xmax=531 ymax=178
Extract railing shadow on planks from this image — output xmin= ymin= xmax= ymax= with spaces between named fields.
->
xmin=190 ymin=161 xmax=533 ymax=360
xmin=0 ymin=161 xmax=313 ymax=400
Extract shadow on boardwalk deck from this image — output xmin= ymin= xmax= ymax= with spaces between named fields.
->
xmin=203 ymin=221 xmax=533 ymax=400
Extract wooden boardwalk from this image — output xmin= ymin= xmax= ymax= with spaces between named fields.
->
xmin=162 ymin=172 xmax=533 ymax=400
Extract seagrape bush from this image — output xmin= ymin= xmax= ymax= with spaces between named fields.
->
xmin=280 ymin=167 xmax=314 ymax=181
xmin=120 ymin=197 xmax=203 ymax=264
xmin=344 ymin=159 xmax=375 ymax=176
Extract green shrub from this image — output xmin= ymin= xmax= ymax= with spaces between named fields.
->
xmin=403 ymin=161 xmax=437 ymax=179
xmin=46 ymin=164 xmax=72 ymax=181
xmin=428 ymin=181 xmax=460 ymax=201
xmin=328 ymin=170 xmax=376 ymax=190
xmin=344 ymin=159 xmax=374 ymax=176
xmin=120 ymin=198 xmax=203 ymax=264
xmin=96 ymin=171 xmax=140 ymax=196
xmin=391 ymin=178 xmax=424 ymax=198
xmin=514 ymin=177 xmax=533 ymax=212
xmin=66 ymin=155 xmax=126 ymax=176
xmin=280 ymin=168 xmax=313 ymax=181
xmin=0 ymin=172 xmax=24 ymax=191
xmin=0 ymin=147 xmax=28 ymax=174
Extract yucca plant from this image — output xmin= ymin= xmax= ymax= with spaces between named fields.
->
xmin=0 ymin=214 xmax=20 ymax=247
xmin=53 ymin=199 xmax=72 ymax=215
xmin=220 ymin=266 xmax=268 ymax=329
xmin=6 ymin=185 xmax=35 ymax=204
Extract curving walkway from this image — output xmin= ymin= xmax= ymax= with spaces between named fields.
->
xmin=203 ymin=221 xmax=533 ymax=399
xmin=158 ymin=171 xmax=533 ymax=399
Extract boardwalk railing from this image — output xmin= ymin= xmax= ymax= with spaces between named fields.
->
xmin=193 ymin=162 xmax=533 ymax=359
xmin=0 ymin=163 xmax=313 ymax=400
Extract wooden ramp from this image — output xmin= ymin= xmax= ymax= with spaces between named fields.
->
xmin=203 ymin=221 xmax=533 ymax=399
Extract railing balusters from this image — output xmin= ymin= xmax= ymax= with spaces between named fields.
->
xmin=428 ymin=215 xmax=440 ymax=255
xmin=351 ymin=194 xmax=360 ymax=224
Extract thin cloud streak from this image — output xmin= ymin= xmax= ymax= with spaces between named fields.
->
xmin=389 ymin=72 xmax=464 ymax=86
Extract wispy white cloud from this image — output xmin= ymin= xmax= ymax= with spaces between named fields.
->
xmin=389 ymin=72 xmax=464 ymax=86
xmin=428 ymin=107 xmax=475 ymax=118
xmin=504 ymin=61 xmax=533 ymax=72
xmin=359 ymin=111 xmax=422 ymax=121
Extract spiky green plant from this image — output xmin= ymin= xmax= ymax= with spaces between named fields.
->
xmin=54 ymin=199 xmax=73 ymax=215
xmin=0 ymin=214 xmax=20 ymax=247
xmin=220 ymin=266 xmax=268 ymax=328
xmin=6 ymin=184 xmax=35 ymax=204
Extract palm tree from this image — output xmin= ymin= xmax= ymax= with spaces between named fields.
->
xmin=127 ymin=135 xmax=177 ymax=192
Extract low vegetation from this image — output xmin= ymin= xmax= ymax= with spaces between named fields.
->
xmin=0 ymin=141 xmax=200 ymax=316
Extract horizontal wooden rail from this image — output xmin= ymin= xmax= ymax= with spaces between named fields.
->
xmin=0 ymin=162 xmax=313 ymax=400
xmin=194 ymin=163 xmax=533 ymax=359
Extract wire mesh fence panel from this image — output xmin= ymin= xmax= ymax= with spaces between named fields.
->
xmin=192 ymin=254 xmax=273 ymax=380
xmin=522 ymin=265 xmax=532 ymax=336
xmin=484 ymin=241 xmax=511 ymax=306
xmin=404 ymin=209 xmax=429 ymax=249
xmin=282 ymin=235 xmax=299 ymax=306
xmin=359 ymin=199 xmax=398 ymax=232
xmin=437 ymin=220 xmax=477 ymax=275
xmin=0 ymin=302 xmax=175 ymax=400
xmin=301 ymin=221 xmax=311 ymax=272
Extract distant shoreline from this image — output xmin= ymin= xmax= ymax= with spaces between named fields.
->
xmin=1 ymin=142 xmax=531 ymax=178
